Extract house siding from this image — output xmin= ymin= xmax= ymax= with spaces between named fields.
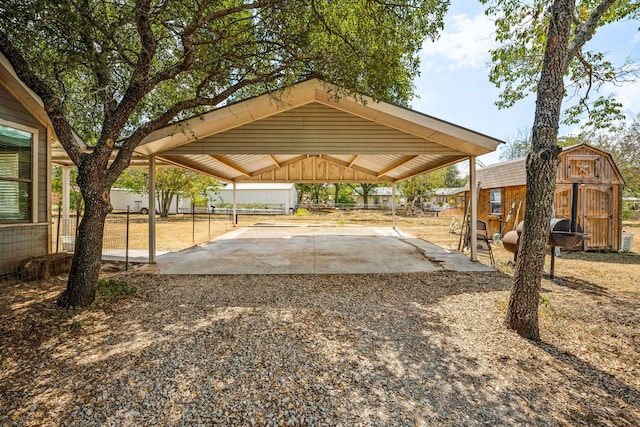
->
xmin=0 ymin=84 xmax=50 ymax=275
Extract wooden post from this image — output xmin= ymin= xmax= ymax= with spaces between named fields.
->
xmin=469 ymin=156 xmax=478 ymax=262
xmin=148 ymin=156 xmax=156 ymax=264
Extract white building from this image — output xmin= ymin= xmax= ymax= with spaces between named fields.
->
xmin=110 ymin=183 xmax=298 ymax=214
xmin=213 ymin=183 xmax=297 ymax=213
xmin=110 ymin=188 xmax=183 ymax=214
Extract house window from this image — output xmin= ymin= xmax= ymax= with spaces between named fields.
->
xmin=0 ymin=123 xmax=33 ymax=222
xmin=490 ymin=189 xmax=501 ymax=215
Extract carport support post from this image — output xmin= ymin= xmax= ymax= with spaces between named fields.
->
xmin=62 ymin=166 xmax=71 ymax=238
xmin=469 ymin=155 xmax=478 ymax=261
xmin=392 ymin=182 xmax=397 ymax=229
xmin=232 ymin=182 xmax=237 ymax=227
xmin=148 ymin=155 xmax=157 ymax=263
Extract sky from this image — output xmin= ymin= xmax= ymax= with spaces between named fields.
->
xmin=411 ymin=1 xmax=640 ymax=168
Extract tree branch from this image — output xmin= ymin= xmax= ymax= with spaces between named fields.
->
xmin=566 ymin=0 xmax=617 ymax=61
xmin=104 ymin=75 xmax=267 ymax=183
xmin=0 ymin=31 xmax=83 ymax=165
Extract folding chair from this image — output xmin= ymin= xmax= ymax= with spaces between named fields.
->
xmin=475 ymin=220 xmax=495 ymax=264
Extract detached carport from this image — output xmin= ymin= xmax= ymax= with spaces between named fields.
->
xmin=131 ymin=79 xmax=502 ymax=264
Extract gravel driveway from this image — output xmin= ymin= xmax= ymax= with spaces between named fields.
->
xmin=2 ymin=271 xmax=638 ymax=426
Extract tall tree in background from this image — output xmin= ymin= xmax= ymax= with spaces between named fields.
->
xmin=499 ymin=129 xmax=533 ymax=161
xmin=483 ymin=0 xmax=639 ymax=340
xmin=0 ymin=0 xmax=447 ymax=307
xmin=443 ymin=165 xmax=465 ymax=188
xmin=500 ymin=129 xmax=578 ymax=161
xmin=295 ymin=183 xmax=328 ymax=205
xmin=399 ymin=166 xmax=455 ymax=206
xmin=350 ymin=183 xmax=380 ymax=207
xmin=584 ymin=114 xmax=640 ymax=197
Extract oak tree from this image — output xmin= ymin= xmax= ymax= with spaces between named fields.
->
xmin=483 ymin=0 xmax=639 ymax=339
xmin=0 ymin=0 xmax=447 ymax=307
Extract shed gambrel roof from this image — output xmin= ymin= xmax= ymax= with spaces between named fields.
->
xmin=464 ymin=142 xmax=624 ymax=191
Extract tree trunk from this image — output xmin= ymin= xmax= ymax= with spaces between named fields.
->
xmin=506 ymin=0 xmax=573 ymax=340
xmin=159 ymin=190 xmax=172 ymax=217
xmin=57 ymin=171 xmax=112 ymax=308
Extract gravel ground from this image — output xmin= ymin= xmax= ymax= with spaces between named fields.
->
xmin=1 ymin=271 xmax=638 ymax=426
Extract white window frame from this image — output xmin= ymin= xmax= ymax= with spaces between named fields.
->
xmin=0 ymin=119 xmax=38 ymax=223
xmin=490 ymin=189 xmax=501 ymax=215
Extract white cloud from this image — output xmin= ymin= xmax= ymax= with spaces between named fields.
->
xmin=421 ymin=14 xmax=497 ymax=69
xmin=611 ymin=80 xmax=640 ymax=115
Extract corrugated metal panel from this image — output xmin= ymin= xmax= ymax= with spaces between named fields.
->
xmin=223 ymin=154 xmax=274 ymax=172
xmin=223 ymin=183 xmax=295 ymax=190
xmin=164 ymin=104 xmax=431 ymax=155
xmin=160 ymin=154 xmax=243 ymax=181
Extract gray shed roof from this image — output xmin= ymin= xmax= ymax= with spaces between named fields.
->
xmin=464 ymin=157 xmax=527 ymax=191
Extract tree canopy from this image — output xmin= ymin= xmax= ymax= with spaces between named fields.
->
xmin=483 ymin=0 xmax=639 ymax=130
xmin=398 ymin=165 xmax=463 ymax=205
xmin=1 ymin=0 xmax=449 ymax=307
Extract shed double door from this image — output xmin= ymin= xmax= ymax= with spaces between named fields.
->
xmin=554 ymin=184 xmax=612 ymax=250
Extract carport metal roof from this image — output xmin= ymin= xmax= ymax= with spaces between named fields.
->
xmin=134 ymin=79 xmax=503 ymax=183
xmin=51 ymin=78 xmax=500 ymax=264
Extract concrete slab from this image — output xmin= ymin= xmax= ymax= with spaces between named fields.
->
xmin=140 ymin=225 xmax=494 ymax=275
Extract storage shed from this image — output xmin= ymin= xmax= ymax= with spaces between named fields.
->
xmin=464 ymin=143 xmax=624 ymax=251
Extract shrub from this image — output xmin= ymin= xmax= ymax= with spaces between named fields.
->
xmin=621 ymin=201 xmax=633 ymax=220
xmin=97 ymin=278 xmax=136 ymax=303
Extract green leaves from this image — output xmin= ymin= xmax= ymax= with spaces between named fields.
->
xmin=1 ymin=0 xmax=449 ymax=149
xmin=481 ymin=0 xmax=637 ymax=130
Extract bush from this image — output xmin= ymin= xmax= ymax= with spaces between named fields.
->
xmin=295 ymin=208 xmax=310 ymax=216
xmin=622 ymin=201 xmax=633 ymax=220
xmin=97 ymin=278 xmax=136 ymax=303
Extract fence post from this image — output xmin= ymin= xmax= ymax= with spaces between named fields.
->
xmin=126 ymin=205 xmax=130 ymax=272
xmin=208 ymin=208 xmax=211 ymax=236
xmin=192 ymin=201 xmax=195 ymax=243
xmin=56 ymin=200 xmax=62 ymax=253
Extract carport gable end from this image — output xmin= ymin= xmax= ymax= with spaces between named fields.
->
xmin=134 ymin=79 xmax=504 ymax=184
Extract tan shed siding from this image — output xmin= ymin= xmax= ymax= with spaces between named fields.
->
xmin=555 ymin=182 xmax=620 ymax=251
xmin=467 ymin=185 xmax=527 ymax=236
xmin=613 ymin=185 xmax=622 ymax=251
xmin=557 ymin=145 xmax=623 ymax=185
xmin=0 ymin=224 xmax=48 ymax=275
